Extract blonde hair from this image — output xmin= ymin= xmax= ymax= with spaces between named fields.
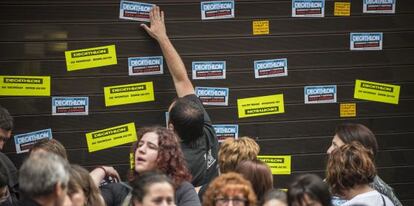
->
xmin=218 ymin=137 xmax=260 ymax=173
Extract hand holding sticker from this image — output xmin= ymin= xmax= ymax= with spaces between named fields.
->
xmin=140 ymin=6 xmax=167 ymax=41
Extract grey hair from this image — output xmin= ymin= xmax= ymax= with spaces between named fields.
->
xmin=19 ymin=152 xmax=70 ymax=197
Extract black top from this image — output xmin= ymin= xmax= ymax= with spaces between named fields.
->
xmin=100 ymin=182 xmax=131 ymax=206
xmin=17 ymin=198 xmax=41 ymax=206
xmin=0 ymin=152 xmax=19 ymax=200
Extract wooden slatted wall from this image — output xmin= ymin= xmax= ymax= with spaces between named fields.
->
xmin=0 ymin=0 xmax=413 ymax=204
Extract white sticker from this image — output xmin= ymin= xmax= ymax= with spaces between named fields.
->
xmin=213 ymin=124 xmax=239 ymax=142
xmin=350 ymin=32 xmax=383 ymax=50
xmin=119 ymin=0 xmax=154 ymax=22
xmin=52 ymin=97 xmax=89 ymax=116
xmin=14 ymin=129 xmax=53 ymax=154
xmin=292 ymin=0 xmax=325 ymax=17
xmin=128 ymin=56 xmax=163 ymax=76
xmin=363 ymin=0 xmax=395 ymax=14
xmin=195 ymin=87 xmax=229 ymax=106
xmin=192 ymin=61 xmax=226 ymax=80
xmin=304 ymin=85 xmax=337 ymax=104
xmin=201 ymin=0 xmax=235 ymax=20
xmin=254 ymin=58 xmax=288 ymax=79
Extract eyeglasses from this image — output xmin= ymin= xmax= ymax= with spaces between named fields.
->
xmin=215 ymin=197 xmax=247 ymax=206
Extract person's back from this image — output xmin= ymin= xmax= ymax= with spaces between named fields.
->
xmin=341 ymin=190 xmax=393 ymax=206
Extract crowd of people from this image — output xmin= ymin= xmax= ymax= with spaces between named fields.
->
xmin=0 ymin=6 xmax=402 ymax=206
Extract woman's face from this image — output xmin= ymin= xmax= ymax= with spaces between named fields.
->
xmin=70 ymin=188 xmax=86 ymax=206
xmin=134 ymin=182 xmax=175 ymax=206
xmin=326 ymin=134 xmax=345 ymax=154
xmin=135 ymin=132 xmax=159 ymax=173
xmin=291 ymin=194 xmax=322 ymax=206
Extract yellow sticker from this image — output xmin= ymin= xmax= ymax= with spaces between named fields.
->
xmin=65 ymin=45 xmax=117 ymax=71
xmin=253 ymin=20 xmax=270 ymax=35
xmin=104 ymin=81 xmax=155 ymax=107
xmin=0 ymin=75 xmax=50 ymax=96
xmin=130 ymin=152 xmax=135 ymax=170
xmin=237 ymin=94 xmax=284 ymax=118
xmin=86 ymin=122 xmax=137 ymax=152
xmin=334 ymin=2 xmax=351 ymax=16
xmin=340 ymin=103 xmax=356 ymax=117
xmin=354 ymin=79 xmax=400 ymax=104
xmin=258 ymin=155 xmax=291 ymax=175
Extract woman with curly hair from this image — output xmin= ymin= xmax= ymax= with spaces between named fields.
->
xmin=203 ymin=172 xmax=257 ymax=206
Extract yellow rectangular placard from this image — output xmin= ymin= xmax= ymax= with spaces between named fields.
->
xmin=258 ymin=155 xmax=291 ymax=175
xmin=340 ymin=103 xmax=356 ymax=117
xmin=334 ymin=2 xmax=351 ymax=16
xmin=65 ymin=45 xmax=117 ymax=71
xmin=253 ymin=20 xmax=270 ymax=35
xmin=354 ymin=79 xmax=400 ymax=104
xmin=237 ymin=94 xmax=284 ymax=118
xmin=0 ymin=75 xmax=50 ymax=96
xmin=104 ymin=81 xmax=155 ymax=107
xmin=130 ymin=152 xmax=135 ymax=170
xmin=86 ymin=122 xmax=137 ymax=152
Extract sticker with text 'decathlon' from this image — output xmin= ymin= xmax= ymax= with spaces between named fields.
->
xmin=0 ymin=75 xmax=50 ymax=96
xmin=14 ymin=129 xmax=52 ymax=154
xmin=119 ymin=0 xmax=154 ymax=22
xmin=52 ymin=97 xmax=89 ymax=116
xmin=213 ymin=124 xmax=239 ymax=142
xmin=104 ymin=81 xmax=154 ymax=107
xmin=292 ymin=0 xmax=325 ymax=17
xmin=195 ymin=87 xmax=229 ymax=106
xmin=65 ymin=45 xmax=117 ymax=71
xmin=86 ymin=122 xmax=137 ymax=152
xmin=128 ymin=56 xmax=163 ymax=76
xmin=350 ymin=32 xmax=383 ymax=50
xmin=201 ymin=0 xmax=235 ymax=20
xmin=237 ymin=94 xmax=285 ymax=118
xmin=363 ymin=0 xmax=395 ymax=14
xmin=192 ymin=61 xmax=226 ymax=80
xmin=257 ymin=155 xmax=291 ymax=175
xmin=304 ymin=85 xmax=337 ymax=104
xmin=254 ymin=58 xmax=288 ymax=79
xmin=354 ymin=79 xmax=400 ymax=104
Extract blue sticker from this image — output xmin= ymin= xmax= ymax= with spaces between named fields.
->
xmin=254 ymin=58 xmax=288 ymax=79
xmin=201 ymin=0 xmax=235 ymax=20
xmin=195 ymin=87 xmax=229 ymax=106
xmin=213 ymin=124 xmax=239 ymax=142
xmin=192 ymin=61 xmax=226 ymax=80
xmin=304 ymin=85 xmax=337 ymax=104
xmin=350 ymin=32 xmax=383 ymax=50
xmin=119 ymin=0 xmax=154 ymax=22
xmin=52 ymin=97 xmax=89 ymax=115
xmin=128 ymin=56 xmax=163 ymax=76
xmin=363 ymin=0 xmax=395 ymax=14
xmin=14 ymin=129 xmax=53 ymax=154
xmin=292 ymin=0 xmax=325 ymax=17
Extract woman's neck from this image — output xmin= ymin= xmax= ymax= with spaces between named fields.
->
xmin=343 ymin=184 xmax=374 ymax=200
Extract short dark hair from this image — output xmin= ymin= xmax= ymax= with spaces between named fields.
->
xmin=169 ymin=98 xmax=204 ymax=143
xmin=335 ymin=123 xmax=378 ymax=156
xmin=130 ymin=171 xmax=174 ymax=204
xmin=288 ymin=174 xmax=332 ymax=206
xmin=0 ymin=106 xmax=13 ymax=131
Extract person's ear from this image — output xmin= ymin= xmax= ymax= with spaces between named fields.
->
xmin=54 ymin=182 xmax=64 ymax=197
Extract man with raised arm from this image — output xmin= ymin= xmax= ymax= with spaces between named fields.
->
xmin=141 ymin=6 xmax=219 ymax=187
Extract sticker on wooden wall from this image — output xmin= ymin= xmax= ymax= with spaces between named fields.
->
xmin=350 ymin=32 xmax=383 ymax=50
xmin=195 ymin=87 xmax=229 ymax=106
xmin=14 ymin=129 xmax=53 ymax=154
xmin=237 ymin=94 xmax=285 ymax=118
xmin=192 ymin=61 xmax=226 ymax=80
xmin=65 ymin=45 xmax=117 ymax=71
xmin=340 ymin=103 xmax=356 ymax=117
xmin=363 ymin=0 xmax=395 ymax=14
xmin=130 ymin=152 xmax=135 ymax=170
xmin=213 ymin=124 xmax=239 ymax=142
xmin=104 ymin=81 xmax=154 ymax=107
xmin=254 ymin=58 xmax=288 ymax=79
xmin=0 ymin=75 xmax=50 ymax=96
xmin=52 ymin=97 xmax=89 ymax=116
xmin=252 ymin=20 xmax=270 ymax=35
xmin=334 ymin=2 xmax=351 ymax=16
xmin=304 ymin=85 xmax=337 ymax=104
xmin=86 ymin=122 xmax=137 ymax=152
xmin=128 ymin=56 xmax=163 ymax=76
xmin=119 ymin=0 xmax=154 ymax=22
xmin=257 ymin=155 xmax=291 ymax=175
xmin=292 ymin=0 xmax=325 ymax=17
xmin=354 ymin=79 xmax=400 ymax=104
xmin=165 ymin=112 xmax=169 ymax=128
xmin=201 ymin=0 xmax=235 ymax=20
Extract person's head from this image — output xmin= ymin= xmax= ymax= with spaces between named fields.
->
xmin=0 ymin=106 xmax=13 ymax=150
xmin=327 ymin=123 xmax=378 ymax=157
xmin=19 ymin=152 xmax=71 ymax=206
xmin=218 ymin=137 xmax=260 ymax=174
xmin=235 ymin=160 xmax=273 ymax=204
xmin=263 ymin=189 xmax=287 ymax=206
xmin=203 ymin=172 xmax=257 ymax=206
xmin=130 ymin=171 xmax=175 ymax=206
xmin=168 ymin=98 xmax=204 ymax=143
xmin=30 ymin=139 xmax=68 ymax=160
xmin=68 ymin=164 xmax=105 ymax=206
xmin=326 ymin=142 xmax=376 ymax=197
xmin=128 ymin=126 xmax=191 ymax=187
xmin=287 ymin=174 xmax=332 ymax=206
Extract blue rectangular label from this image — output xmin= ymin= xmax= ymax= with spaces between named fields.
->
xmin=192 ymin=61 xmax=226 ymax=79
xmin=119 ymin=0 xmax=154 ymax=22
xmin=350 ymin=32 xmax=383 ymax=50
xmin=14 ymin=129 xmax=53 ymax=154
xmin=254 ymin=58 xmax=288 ymax=78
xmin=213 ymin=124 xmax=239 ymax=142
xmin=292 ymin=0 xmax=325 ymax=17
xmin=195 ymin=87 xmax=229 ymax=106
xmin=304 ymin=85 xmax=337 ymax=104
xmin=52 ymin=97 xmax=89 ymax=115
xmin=128 ymin=56 xmax=163 ymax=76
xmin=201 ymin=1 xmax=235 ymax=20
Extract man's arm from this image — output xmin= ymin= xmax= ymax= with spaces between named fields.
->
xmin=141 ymin=6 xmax=194 ymax=97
